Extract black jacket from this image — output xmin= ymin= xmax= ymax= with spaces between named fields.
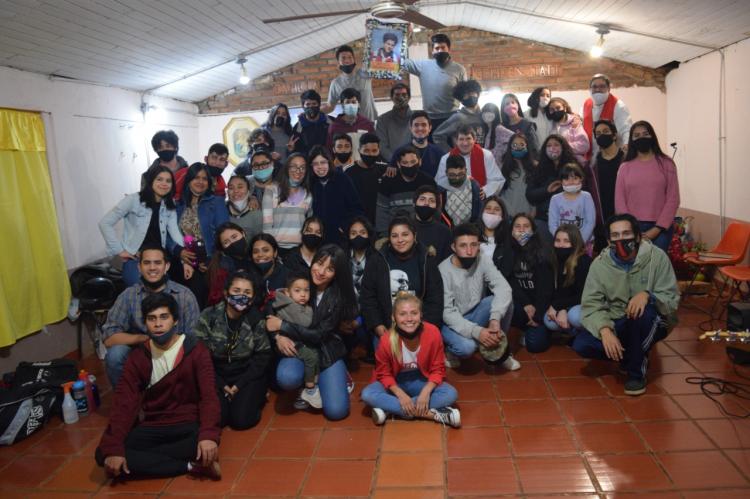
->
xmin=526 ymin=168 xmax=561 ymax=222
xmin=508 ymin=242 xmax=554 ymax=323
xmin=360 ymin=242 xmax=444 ymax=331
xmin=551 ymin=254 xmax=592 ymax=311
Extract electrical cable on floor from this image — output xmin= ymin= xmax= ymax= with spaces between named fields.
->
xmin=685 ymin=365 xmax=750 ymax=418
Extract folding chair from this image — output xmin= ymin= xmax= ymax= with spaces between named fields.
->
xmin=719 ymin=265 xmax=750 ymax=304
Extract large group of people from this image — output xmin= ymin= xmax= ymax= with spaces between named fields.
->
xmin=95 ymin=33 xmax=681 ymax=481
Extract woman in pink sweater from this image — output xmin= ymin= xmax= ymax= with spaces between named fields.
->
xmin=547 ymin=97 xmax=590 ymax=166
xmin=615 ymin=120 xmax=680 ymax=252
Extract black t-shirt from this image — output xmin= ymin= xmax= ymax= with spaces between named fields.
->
xmin=385 ymin=248 xmax=422 ymax=300
xmin=596 ymin=149 xmax=624 ymax=222
xmin=140 ymin=205 xmax=161 ymax=250
xmin=346 ymin=161 xmax=386 ymax=225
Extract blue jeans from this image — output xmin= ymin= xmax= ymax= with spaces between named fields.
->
xmin=122 ymin=259 xmax=140 ymax=287
xmin=639 ymin=221 xmax=674 ymax=253
xmin=361 ymin=370 xmax=458 ymax=417
xmin=105 ymin=344 xmax=132 ymax=387
xmin=544 ymin=304 xmax=583 ymax=332
xmin=512 ymin=301 xmax=549 ymax=353
xmin=571 ymin=303 xmax=668 ymax=380
xmin=440 ymin=296 xmax=512 ymax=359
xmin=276 ymin=358 xmax=350 ymax=420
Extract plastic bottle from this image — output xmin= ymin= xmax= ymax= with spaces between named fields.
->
xmin=62 ymin=382 xmax=79 ymax=424
xmin=88 ymin=374 xmax=100 ymax=408
xmin=79 ymin=370 xmax=96 ymax=412
xmin=72 ymin=380 xmax=89 ymax=415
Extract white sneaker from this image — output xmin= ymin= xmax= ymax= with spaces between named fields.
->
xmin=501 ymin=354 xmax=521 ymax=371
xmin=371 ymin=407 xmax=386 ymax=425
xmin=445 ymin=352 xmax=461 ymax=369
xmin=430 ymin=406 xmax=461 ymax=428
xmin=300 ymin=385 xmax=322 ymax=409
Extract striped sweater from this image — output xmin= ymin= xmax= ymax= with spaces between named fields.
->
xmin=262 ymin=183 xmax=313 ymax=249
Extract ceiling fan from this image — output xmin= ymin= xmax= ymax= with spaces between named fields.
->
xmin=261 ymin=1 xmax=446 ymax=30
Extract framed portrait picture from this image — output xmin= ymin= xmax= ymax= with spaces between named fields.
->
xmin=364 ymin=18 xmax=408 ymax=80
xmin=222 ymin=116 xmax=260 ymax=166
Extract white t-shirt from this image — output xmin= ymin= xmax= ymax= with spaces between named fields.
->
xmin=401 ymin=342 xmax=420 ymax=371
xmin=149 ymin=334 xmax=185 ymax=387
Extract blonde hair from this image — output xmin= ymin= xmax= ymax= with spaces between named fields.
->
xmin=389 ymin=292 xmax=423 ymax=363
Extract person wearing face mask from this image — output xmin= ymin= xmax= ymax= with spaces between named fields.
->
xmin=548 ymin=164 xmax=596 ymax=252
xmin=225 ymin=175 xmax=262 ymax=240
xmin=174 ymin=143 xmax=229 ymax=202
xmin=499 ymin=132 xmax=536 ymax=217
xmin=544 ymin=225 xmax=591 ymax=335
xmin=614 ymin=121 xmax=680 ymax=253
xmin=587 ymin=120 xmax=623 ymax=251
xmin=525 ymin=87 xmax=554 ymax=148
xmin=332 ymin=133 xmax=356 ymax=170
xmin=439 ymin=223 xmax=518 ymax=371
xmin=438 ymin=155 xmax=482 ymax=227
xmin=402 ymin=33 xmax=467 ymax=132
xmin=306 ymin=146 xmax=363 ymax=245
xmin=413 ymin=185 xmax=452 ymax=262
xmin=390 ymin=111 xmax=444 ymax=179
xmin=236 ymin=129 xmax=283 ymax=177
xmin=195 ymin=271 xmax=272 ymax=430
xmin=262 ymin=153 xmax=314 ymax=252
xmin=578 ymin=214 xmax=679 ymax=395
xmin=321 ymin=45 xmax=378 ymax=122
xmin=290 ymin=90 xmax=332 ymax=156
xmin=582 ymin=74 xmax=632 ymax=160
xmin=477 ymin=196 xmax=512 ymax=270
xmin=262 ymin=103 xmax=293 ymax=158
xmin=507 ymin=214 xmax=555 ymax=353
xmin=249 ymin=233 xmax=288 ymax=304
xmin=499 ymin=93 xmax=539 ymax=156
xmin=376 ymin=83 xmax=413 ymax=160
xmin=362 ymin=293 xmax=461 ymax=427
xmin=101 ymin=246 xmax=199 ymax=387
xmin=283 ymin=216 xmax=326 ymax=275
xmin=346 ymin=133 xmax=389 ymax=225
xmin=432 ymin=79 xmax=485 ymax=152
xmin=147 ymin=130 xmax=188 ymax=173
xmin=326 ymin=87 xmax=375 ymax=154
xmin=375 ymin=147 xmax=437 ymax=236
xmin=206 ymin=222 xmax=253 ymax=306
xmin=547 ymin=97 xmax=589 ymax=165
xmin=96 ymin=292 xmax=221 ymax=481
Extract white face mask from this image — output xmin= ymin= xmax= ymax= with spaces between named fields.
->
xmin=539 ymin=97 xmax=550 ymax=108
xmin=482 ymin=212 xmax=502 ymax=229
xmin=481 ymin=112 xmax=495 ymax=124
xmin=591 ymin=91 xmax=609 ymax=105
xmin=562 ymin=184 xmax=582 ymax=194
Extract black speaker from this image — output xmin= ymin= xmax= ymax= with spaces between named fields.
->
xmin=727 ymin=302 xmax=750 ymax=331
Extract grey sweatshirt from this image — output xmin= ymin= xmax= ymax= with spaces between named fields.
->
xmin=402 ymin=58 xmax=467 ymax=119
xmin=272 ymin=291 xmax=313 ymax=327
xmin=439 ymin=253 xmax=512 ymax=339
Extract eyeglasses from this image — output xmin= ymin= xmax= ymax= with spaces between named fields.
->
xmin=251 ymin=160 xmax=272 ymax=169
xmin=289 ymin=165 xmax=306 ymax=173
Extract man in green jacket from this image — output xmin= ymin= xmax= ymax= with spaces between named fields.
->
xmin=578 ymin=213 xmax=679 ymax=396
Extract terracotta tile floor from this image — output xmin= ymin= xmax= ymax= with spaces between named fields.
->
xmin=2 ymin=302 xmax=750 ymax=497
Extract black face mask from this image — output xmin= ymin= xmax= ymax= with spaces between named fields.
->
xmin=157 ymin=149 xmax=177 ymax=162
xmin=207 ymin=166 xmax=223 ymax=178
xmin=148 ymin=327 xmax=177 ymax=347
xmin=302 ymin=233 xmax=323 ymax=250
xmin=252 ymin=143 xmax=270 ymax=153
xmin=361 ymin=154 xmax=379 ymax=167
xmin=457 ymin=256 xmax=476 ymax=270
xmin=547 ymin=109 xmax=566 ymax=122
xmin=413 ymin=136 xmax=427 ymax=145
xmin=632 ymin=137 xmax=654 ymax=153
xmin=400 ymin=166 xmax=418 ymax=179
xmin=555 ymin=246 xmax=574 ymax=263
xmin=595 ymin=134 xmax=615 ymax=149
xmin=395 ymin=322 xmax=423 ymax=341
xmin=415 ymin=205 xmax=436 ymax=221
xmin=274 ymin=116 xmax=285 ymax=127
xmin=350 ymin=235 xmax=369 ymax=251
xmin=434 ymin=52 xmax=451 ymax=67
xmin=255 ymin=260 xmax=273 ymax=274
xmin=339 ymin=63 xmax=356 ymax=74
xmin=304 ymin=106 xmax=319 ymax=119
xmin=141 ymin=274 xmax=168 ymax=291
xmin=335 ymin=152 xmax=352 ymax=163
xmin=225 ymin=238 xmax=248 ymax=260
xmin=612 ymin=237 xmax=638 ymax=262
xmin=461 ymin=96 xmax=478 ymax=108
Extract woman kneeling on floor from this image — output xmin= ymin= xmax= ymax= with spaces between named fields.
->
xmin=362 ymin=293 xmax=460 ymax=428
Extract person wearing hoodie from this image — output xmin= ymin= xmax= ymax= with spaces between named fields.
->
xmin=308 ymin=145 xmax=364 ymax=245
xmin=326 ymin=87 xmax=375 ymax=152
xmin=360 ymin=216 xmax=444 ymax=350
xmin=413 ymin=185 xmax=452 ymax=263
xmin=289 ymin=90 xmax=332 ymax=157
xmin=322 ymin=45 xmax=378 ymax=122
xmin=547 ymin=97 xmax=590 ymax=165
xmin=578 ymin=213 xmax=679 ymax=396
xmin=262 ymin=103 xmax=293 ymax=158
xmin=432 ymin=79 xmax=485 ymax=151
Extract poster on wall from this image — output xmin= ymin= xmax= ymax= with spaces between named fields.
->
xmin=222 ymin=116 xmax=260 ymax=166
xmin=363 ymin=18 xmax=408 ymax=80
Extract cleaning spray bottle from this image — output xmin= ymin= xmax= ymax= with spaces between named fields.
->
xmin=62 ymin=382 xmax=79 ymax=424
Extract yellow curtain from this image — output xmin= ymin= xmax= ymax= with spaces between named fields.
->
xmin=0 ymin=108 xmax=70 ymax=347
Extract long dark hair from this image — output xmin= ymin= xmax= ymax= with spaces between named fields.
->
xmin=308 ymin=145 xmax=333 ymax=181
xmin=510 ymin=213 xmax=550 ymax=272
xmin=182 ymin=162 xmax=214 ymax=206
xmin=208 ymin=222 xmax=248 ymax=286
xmin=527 ymin=87 xmax=550 ymax=118
xmin=311 ymin=244 xmax=358 ymax=321
xmin=344 ymin=215 xmax=375 ymax=252
xmin=533 ymin=134 xmax=579 ymax=183
xmin=264 ymin=103 xmax=293 ymax=136
xmin=624 ymin=120 xmax=669 ymax=163
xmin=552 ymin=224 xmax=586 ymax=288
xmin=500 ymin=93 xmax=525 ymax=126
xmin=481 ymin=103 xmax=501 ymax=149
xmin=250 ymin=233 xmax=280 ymax=275
xmin=478 ymin=195 xmax=510 ymax=245
xmin=140 ymin=165 xmax=176 ymax=209
xmin=277 ymin=153 xmax=309 ymax=203
xmin=501 ymin=132 xmax=536 ymax=186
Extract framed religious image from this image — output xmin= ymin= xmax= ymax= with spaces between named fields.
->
xmin=222 ymin=116 xmax=260 ymax=166
xmin=363 ymin=18 xmax=408 ymax=80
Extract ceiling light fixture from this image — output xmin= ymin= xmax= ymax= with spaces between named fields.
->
xmin=590 ymin=25 xmax=610 ymax=58
xmin=237 ymin=57 xmax=250 ymax=85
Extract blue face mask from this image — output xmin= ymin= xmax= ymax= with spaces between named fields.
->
xmin=253 ymin=167 xmax=273 ymax=182
xmin=227 ymin=293 xmax=251 ymax=312
xmin=511 ymin=149 xmax=528 ymax=158
xmin=289 ymin=178 xmax=302 ymax=187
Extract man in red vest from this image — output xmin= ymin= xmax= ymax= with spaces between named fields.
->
xmin=582 ymin=74 xmax=632 ymax=160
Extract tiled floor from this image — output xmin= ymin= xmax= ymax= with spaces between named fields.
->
xmin=2 ymin=303 xmax=750 ymax=497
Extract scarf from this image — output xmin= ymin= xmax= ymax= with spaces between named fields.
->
xmin=449 ymin=143 xmax=486 ymax=186
xmin=583 ymin=93 xmax=618 ymax=159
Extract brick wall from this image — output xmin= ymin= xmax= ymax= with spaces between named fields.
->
xmin=197 ymin=26 xmax=666 ymax=114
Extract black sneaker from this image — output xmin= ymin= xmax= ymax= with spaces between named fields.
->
xmin=293 ymin=395 xmax=311 ymax=410
xmin=624 ymin=377 xmax=647 ymax=396
xmin=430 ymin=406 xmax=461 ymax=428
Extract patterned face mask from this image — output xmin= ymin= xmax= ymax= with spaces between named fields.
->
xmin=227 ymin=294 xmax=251 ymax=312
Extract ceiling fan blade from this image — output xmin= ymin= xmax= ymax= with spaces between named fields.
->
xmin=262 ymin=9 xmax=369 ymax=24
xmin=402 ymin=0 xmax=420 ymax=4
xmin=400 ymin=9 xmax=446 ymax=29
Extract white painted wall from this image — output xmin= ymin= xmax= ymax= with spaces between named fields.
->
xmin=0 ymin=66 xmax=200 ymax=270
xmin=666 ymin=37 xmax=750 ymax=222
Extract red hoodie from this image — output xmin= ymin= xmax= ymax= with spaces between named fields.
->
xmin=370 ymin=322 xmax=446 ymax=389
xmin=97 ymin=336 xmax=221 ymax=458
